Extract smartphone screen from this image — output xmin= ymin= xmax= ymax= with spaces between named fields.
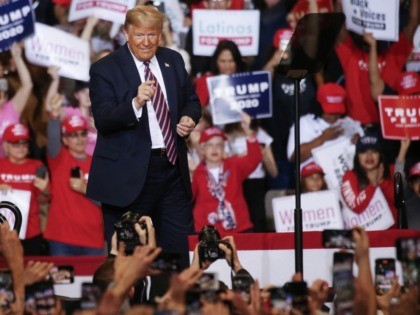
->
xmin=269 ymin=287 xmax=292 ymax=312
xmin=401 ymin=261 xmax=419 ymax=288
xmin=70 ymin=166 xmax=81 ymax=178
xmin=50 ymin=266 xmax=74 ymax=284
xmin=375 ymin=258 xmax=395 ymax=295
xmin=197 ymin=273 xmax=219 ymax=303
xmin=396 ymin=237 xmax=419 ymax=262
xmin=333 ymin=252 xmax=354 ymax=314
xmin=283 ymin=281 xmax=309 ymax=314
xmin=322 ymin=230 xmax=355 ymax=249
xmin=36 ymin=166 xmax=48 ymax=179
xmin=0 ymin=270 xmax=15 ymax=309
xmin=33 ymin=281 xmax=56 ymax=315
xmin=150 ymin=251 xmax=180 ymax=273
xmin=80 ymin=283 xmax=102 ymax=310
xmin=232 ymin=274 xmax=253 ymax=304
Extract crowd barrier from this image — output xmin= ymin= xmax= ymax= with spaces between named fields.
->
xmin=1 ymin=230 xmax=419 ymax=298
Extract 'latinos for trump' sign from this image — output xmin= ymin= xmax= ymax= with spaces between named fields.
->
xmin=273 ymin=190 xmax=344 ymax=233
xmin=342 ymin=0 xmax=399 ymax=41
xmin=208 ymin=71 xmax=272 ymax=125
xmin=0 ymin=0 xmax=35 ymax=52
xmin=378 ymin=95 xmax=420 ymax=140
xmin=192 ymin=9 xmax=260 ymax=57
xmin=24 ymin=23 xmax=90 ymax=81
xmin=69 ymin=0 xmax=136 ymax=24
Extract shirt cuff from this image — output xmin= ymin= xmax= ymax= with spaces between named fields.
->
xmin=132 ymin=98 xmax=143 ymax=119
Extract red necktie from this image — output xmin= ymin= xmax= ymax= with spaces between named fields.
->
xmin=144 ymin=60 xmax=177 ymax=165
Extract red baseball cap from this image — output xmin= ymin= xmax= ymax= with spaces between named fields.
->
xmin=396 ymin=72 xmax=420 ymax=96
xmin=317 ymin=83 xmax=346 ymax=114
xmin=301 ymin=162 xmax=324 ymax=178
xmin=273 ymin=28 xmax=293 ymax=49
xmin=2 ymin=124 xmax=30 ymax=143
xmin=409 ymin=162 xmax=420 ymax=178
xmin=52 ymin=0 xmax=71 ymax=6
xmin=61 ymin=115 xmax=87 ymax=134
xmin=199 ymin=127 xmax=227 ymax=144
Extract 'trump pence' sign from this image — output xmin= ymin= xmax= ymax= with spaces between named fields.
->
xmin=273 ymin=190 xmax=343 ymax=232
xmin=24 ymin=23 xmax=90 ymax=81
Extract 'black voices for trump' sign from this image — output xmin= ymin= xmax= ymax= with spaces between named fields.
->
xmin=0 ymin=0 xmax=34 ymax=51
xmin=208 ymin=71 xmax=272 ymax=125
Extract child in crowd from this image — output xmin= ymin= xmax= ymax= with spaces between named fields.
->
xmin=44 ymin=94 xmax=103 ymax=255
xmin=191 ymin=114 xmax=262 ymax=233
xmin=300 ymin=162 xmax=327 ymax=193
xmin=0 ymin=124 xmax=49 ymax=255
xmin=0 ymin=43 xmax=33 ymax=158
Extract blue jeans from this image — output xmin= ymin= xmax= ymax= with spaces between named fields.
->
xmin=49 ymin=241 xmax=104 ymax=256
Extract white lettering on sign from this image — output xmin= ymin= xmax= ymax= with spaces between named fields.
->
xmin=214 ymin=82 xmax=268 ymax=98
xmin=0 ymin=6 xmax=31 ymax=25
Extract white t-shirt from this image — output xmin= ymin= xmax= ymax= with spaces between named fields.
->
xmin=287 ymin=114 xmax=363 ymax=168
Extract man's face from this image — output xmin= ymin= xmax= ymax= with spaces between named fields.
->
xmin=124 ymin=24 xmax=162 ymax=62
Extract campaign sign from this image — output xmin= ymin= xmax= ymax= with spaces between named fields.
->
xmin=24 ymin=23 xmax=90 ymax=81
xmin=69 ymin=0 xmax=136 ymax=24
xmin=0 ymin=0 xmax=35 ymax=52
xmin=273 ymin=190 xmax=343 ymax=233
xmin=208 ymin=71 xmax=272 ymax=125
xmin=312 ymin=138 xmax=356 ymax=190
xmin=0 ymin=189 xmax=31 ymax=239
xmin=378 ymin=96 xmax=420 ymax=140
xmin=193 ymin=9 xmax=260 ymax=57
xmin=342 ymin=0 xmax=399 ymax=41
xmin=341 ymin=188 xmax=394 ymax=231
xmin=287 ymin=0 xmax=333 ymax=28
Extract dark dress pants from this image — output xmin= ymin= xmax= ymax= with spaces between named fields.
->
xmin=102 ymin=154 xmax=194 ymax=269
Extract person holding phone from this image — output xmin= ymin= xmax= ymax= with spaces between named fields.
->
xmin=44 ymin=94 xmax=104 ymax=256
xmin=0 ymin=123 xmax=49 ymax=255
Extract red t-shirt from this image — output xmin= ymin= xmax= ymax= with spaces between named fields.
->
xmin=44 ymin=149 xmax=104 ymax=248
xmin=341 ymin=166 xmax=397 ymax=229
xmin=0 ymin=158 xmax=43 ymax=238
xmin=335 ymin=33 xmax=413 ymax=125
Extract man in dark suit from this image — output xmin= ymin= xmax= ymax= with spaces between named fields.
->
xmin=87 ymin=5 xmax=201 ymax=267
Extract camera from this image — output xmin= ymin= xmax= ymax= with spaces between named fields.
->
xmin=198 ymin=225 xmax=232 ymax=268
xmin=114 ymin=211 xmax=147 ymax=254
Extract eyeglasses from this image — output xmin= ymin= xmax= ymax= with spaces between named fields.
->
xmin=9 ymin=141 xmax=29 ymax=148
xmin=135 ymin=33 xmax=159 ymax=41
xmin=204 ymin=143 xmax=224 ymax=150
xmin=65 ymin=131 xmax=88 ymax=138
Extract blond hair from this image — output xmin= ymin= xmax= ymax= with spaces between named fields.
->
xmin=124 ymin=5 xmax=164 ymax=31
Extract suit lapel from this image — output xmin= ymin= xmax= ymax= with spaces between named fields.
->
xmin=156 ymin=49 xmax=178 ymax=131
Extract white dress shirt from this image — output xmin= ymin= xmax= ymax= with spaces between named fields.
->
xmin=128 ymin=49 xmax=170 ymax=149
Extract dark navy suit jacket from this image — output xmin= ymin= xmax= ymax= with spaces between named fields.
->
xmin=87 ymin=44 xmax=201 ymax=207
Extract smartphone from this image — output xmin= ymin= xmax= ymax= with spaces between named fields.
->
xmin=197 ymin=272 xmax=219 ymax=303
xmin=283 ymin=281 xmax=309 ymax=314
xmin=32 ymin=281 xmax=56 ymax=315
xmin=396 ymin=237 xmax=419 ymax=262
xmin=50 ymin=266 xmax=74 ymax=284
xmin=36 ymin=166 xmax=48 ymax=179
xmin=150 ymin=251 xmax=180 ymax=273
xmin=322 ymin=230 xmax=355 ymax=249
xmin=70 ymin=166 xmax=81 ymax=178
xmin=232 ymin=274 xmax=253 ymax=304
xmin=269 ymin=287 xmax=292 ymax=312
xmin=401 ymin=261 xmax=419 ymax=288
xmin=332 ymin=252 xmax=354 ymax=314
xmin=0 ymin=270 xmax=15 ymax=309
xmin=80 ymin=283 xmax=102 ymax=310
xmin=186 ymin=289 xmax=201 ymax=315
xmin=375 ymin=258 xmax=396 ymax=295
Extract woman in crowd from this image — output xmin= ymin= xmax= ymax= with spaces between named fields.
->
xmin=0 ymin=43 xmax=33 ymax=158
xmin=341 ymin=135 xmax=410 ymax=229
xmin=194 ymin=40 xmax=247 ymax=106
xmin=0 ymin=124 xmax=49 ymax=255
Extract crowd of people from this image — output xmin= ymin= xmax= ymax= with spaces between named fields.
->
xmin=0 ymin=0 xmax=419 ymax=312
